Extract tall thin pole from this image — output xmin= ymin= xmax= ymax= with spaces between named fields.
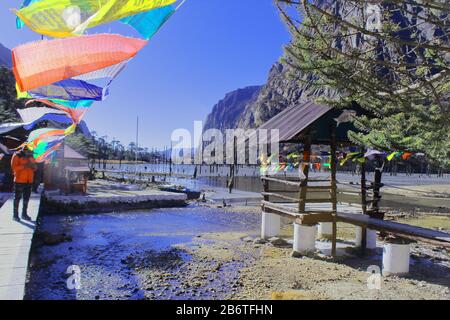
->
xmin=330 ymin=125 xmax=338 ymax=257
xmin=169 ymin=140 xmax=173 ymax=176
xmin=135 ymin=116 xmax=139 ymax=174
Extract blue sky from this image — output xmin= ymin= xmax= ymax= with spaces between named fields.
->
xmin=0 ymin=0 xmax=291 ymax=149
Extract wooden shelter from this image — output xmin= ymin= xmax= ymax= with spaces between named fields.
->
xmin=259 ymin=101 xmax=360 ymax=256
xmin=44 ymin=144 xmax=89 ymax=194
xmin=258 ymin=101 xmax=450 ymax=259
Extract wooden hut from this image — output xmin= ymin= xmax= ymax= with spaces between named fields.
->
xmin=257 ymin=101 xmax=450 ymax=274
xmin=43 ymin=144 xmax=89 ymax=194
xmin=258 ymin=101 xmax=384 ymax=256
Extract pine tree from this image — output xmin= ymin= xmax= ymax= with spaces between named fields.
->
xmin=0 ymin=67 xmax=20 ymax=123
xmin=277 ymin=0 xmax=449 ymax=166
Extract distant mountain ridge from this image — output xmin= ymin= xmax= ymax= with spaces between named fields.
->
xmin=203 ymin=85 xmax=261 ymax=131
xmin=0 ymin=44 xmax=12 ymax=68
xmin=204 ymin=0 xmax=438 ymax=131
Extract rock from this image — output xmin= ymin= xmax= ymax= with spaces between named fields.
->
xmin=316 ymin=253 xmax=328 ymax=259
xmin=291 ymin=251 xmax=303 ymax=258
xmin=242 ymin=236 xmax=254 ymax=243
xmin=40 ymin=231 xmax=72 ymax=246
xmin=268 ymin=237 xmax=288 ymax=247
xmin=253 ymin=237 xmax=266 ymax=244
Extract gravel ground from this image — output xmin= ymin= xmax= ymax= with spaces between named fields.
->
xmin=25 ymin=204 xmax=450 ymax=300
xmin=128 ymin=212 xmax=450 ymax=300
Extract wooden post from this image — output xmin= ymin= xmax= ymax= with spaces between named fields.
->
xmin=360 ymin=146 xmax=367 ymax=253
xmin=169 ymin=140 xmax=173 ymax=176
xmin=330 ymin=126 xmax=338 ymax=257
xmin=262 ymin=176 xmax=269 ymax=202
xmin=298 ymin=139 xmax=311 ymax=213
xmin=371 ymin=158 xmax=384 ymax=219
xmin=228 ymin=136 xmax=237 ymax=193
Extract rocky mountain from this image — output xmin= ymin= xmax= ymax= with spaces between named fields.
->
xmin=0 ymin=44 xmax=12 ymax=69
xmin=204 ymin=60 xmax=335 ymax=130
xmin=203 ymin=85 xmax=261 ymax=131
xmin=0 ymin=66 xmax=21 ymax=123
xmin=0 ymin=44 xmax=20 ymax=123
xmin=204 ymin=0 xmax=441 ymax=131
xmin=236 ymin=62 xmax=337 ymax=129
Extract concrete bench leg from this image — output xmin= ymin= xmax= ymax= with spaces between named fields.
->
xmin=318 ymin=222 xmax=333 ymax=240
xmin=293 ymin=223 xmax=316 ymax=254
xmin=261 ymin=211 xmax=280 ymax=239
xmin=355 ymin=226 xmax=377 ymax=249
xmin=382 ymin=242 xmax=410 ymax=276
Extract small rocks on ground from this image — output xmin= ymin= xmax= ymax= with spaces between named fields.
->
xmin=253 ymin=237 xmax=267 ymax=244
xmin=268 ymin=237 xmax=289 ymax=247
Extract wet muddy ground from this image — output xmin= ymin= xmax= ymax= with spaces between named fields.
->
xmin=25 ymin=204 xmax=450 ymax=300
xmin=25 ymin=206 xmax=260 ymax=300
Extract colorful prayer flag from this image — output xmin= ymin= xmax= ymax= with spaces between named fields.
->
xmin=121 ymin=5 xmax=175 ymax=40
xmin=15 ymin=0 xmax=177 ymax=38
xmin=13 ymin=34 xmax=147 ymax=91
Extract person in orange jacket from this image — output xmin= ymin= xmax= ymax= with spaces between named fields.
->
xmin=11 ymin=146 xmax=37 ymax=221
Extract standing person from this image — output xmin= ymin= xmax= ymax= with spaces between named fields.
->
xmin=11 ymin=146 xmax=37 ymax=222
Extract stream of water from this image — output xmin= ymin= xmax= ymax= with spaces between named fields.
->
xmin=25 ymin=206 xmax=260 ymax=300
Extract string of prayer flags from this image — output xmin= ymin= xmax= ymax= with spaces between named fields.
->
xmin=401 ymin=152 xmax=413 ymax=160
xmin=364 ymin=149 xmax=386 ymax=161
xmin=386 ymin=151 xmax=414 ymax=161
xmin=32 ymin=139 xmax=62 ymax=158
xmin=120 ymin=5 xmax=176 ymax=40
xmin=339 ymin=152 xmax=364 ymax=166
xmin=47 ymin=99 xmax=94 ymax=109
xmin=17 ymin=106 xmax=66 ymax=123
xmin=23 ymin=114 xmax=74 ymax=131
xmin=15 ymin=0 xmax=177 ymax=38
xmin=35 ymin=141 xmax=63 ymax=162
xmin=26 ymin=99 xmax=87 ymax=124
xmin=287 ymin=152 xmax=300 ymax=159
xmin=387 ymin=151 xmax=402 ymax=161
xmin=13 ymin=34 xmax=147 ymax=92
xmin=16 ymin=0 xmax=38 ymax=29
xmin=17 ymin=79 xmax=107 ymax=102
xmin=17 ymin=85 xmax=95 ymax=109
xmin=11 ymin=1 xmax=183 ymax=162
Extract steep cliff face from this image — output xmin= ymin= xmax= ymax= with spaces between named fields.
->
xmin=205 ymin=57 xmax=337 ymax=130
xmin=204 ymin=0 xmax=442 ymax=131
xmin=203 ymin=61 xmax=333 ymax=131
xmin=0 ymin=44 xmax=20 ymax=123
xmin=203 ymin=85 xmax=261 ymax=131
xmin=237 ymin=62 xmax=337 ymax=129
xmin=0 ymin=66 xmax=21 ymax=123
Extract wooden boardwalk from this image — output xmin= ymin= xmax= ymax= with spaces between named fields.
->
xmin=0 ymin=193 xmax=40 ymax=300
xmin=262 ymin=201 xmax=450 ymax=248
